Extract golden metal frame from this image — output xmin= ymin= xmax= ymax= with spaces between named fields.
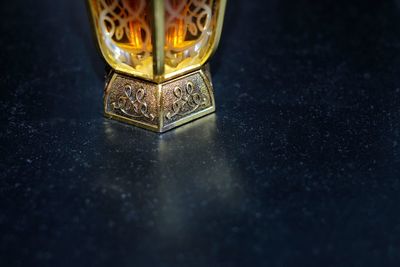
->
xmin=104 ymin=64 xmax=215 ymax=132
xmin=88 ymin=0 xmax=227 ymax=132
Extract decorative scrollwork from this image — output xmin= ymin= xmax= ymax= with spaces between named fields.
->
xmin=166 ymin=81 xmax=208 ymax=120
xmin=93 ymin=0 xmax=215 ymax=70
xmin=111 ymin=84 xmax=155 ymax=121
xmin=97 ymin=0 xmax=151 ymax=67
xmin=165 ymin=0 xmax=213 ymax=67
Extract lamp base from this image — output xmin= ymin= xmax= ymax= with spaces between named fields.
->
xmin=104 ymin=65 xmax=215 ymax=133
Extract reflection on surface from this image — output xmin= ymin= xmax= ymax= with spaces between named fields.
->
xmin=99 ymin=114 xmax=244 ymax=241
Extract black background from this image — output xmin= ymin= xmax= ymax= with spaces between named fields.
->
xmin=1 ymin=0 xmax=400 ymax=266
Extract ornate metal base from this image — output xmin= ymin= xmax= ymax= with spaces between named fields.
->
xmin=104 ymin=65 xmax=215 ymax=132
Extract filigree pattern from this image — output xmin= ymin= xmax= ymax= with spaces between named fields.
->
xmin=111 ymin=84 xmax=155 ymax=120
xmin=92 ymin=0 xmax=216 ymax=74
xmin=166 ymin=81 xmax=208 ymax=120
xmin=97 ymin=0 xmax=151 ymax=67
xmin=165 ymin=0 xmax=214 ymax=67
xmin=104 ymin=66 xmax=214 ymax=131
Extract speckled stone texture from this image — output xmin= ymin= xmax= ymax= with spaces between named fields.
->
xmin=1 ymin=0 xmax=400 ymax=266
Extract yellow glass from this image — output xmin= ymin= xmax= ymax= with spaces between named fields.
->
xmin=88 ymin=0 xmax=226 ymax=82
xmin=164 ymin=0 xmax=220 ymax=78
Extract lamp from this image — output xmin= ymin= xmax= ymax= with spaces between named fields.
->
xmin=88 ymin=0 xmax=226 ymax=132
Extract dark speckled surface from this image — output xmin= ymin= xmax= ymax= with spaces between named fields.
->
xmin=1 ymin=0 xmax=400 ymax=266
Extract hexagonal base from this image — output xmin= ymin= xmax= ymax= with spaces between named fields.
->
xmin=104 ymin=65 xmax=215 ymax=132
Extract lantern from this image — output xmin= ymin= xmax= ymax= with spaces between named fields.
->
xmin=88 ymin=0 xmax=227 ymax=132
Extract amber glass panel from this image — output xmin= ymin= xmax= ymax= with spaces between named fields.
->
xmin=90 ymin=0 xmax=222 ymax=81
xmin=164 ymin=0 xmax=219 ymax=78
xmin=90 ymin=0 xmax=154 ymax=80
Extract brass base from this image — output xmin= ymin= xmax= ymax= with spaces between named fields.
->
xmin=104 ymin=65 xmax=215 ymax=132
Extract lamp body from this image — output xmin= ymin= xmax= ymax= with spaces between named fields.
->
xmin=88 ymin=0 xmax=226 ymax=132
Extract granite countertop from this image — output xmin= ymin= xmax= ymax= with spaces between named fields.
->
xmin=1 ymin=0 xmax=400 ymax=266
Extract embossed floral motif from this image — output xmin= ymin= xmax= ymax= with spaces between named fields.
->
xmin=166 ymin=81 xmax=208 ymax=120
xmin=111 ymin=84 xmax=155 ymax=121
